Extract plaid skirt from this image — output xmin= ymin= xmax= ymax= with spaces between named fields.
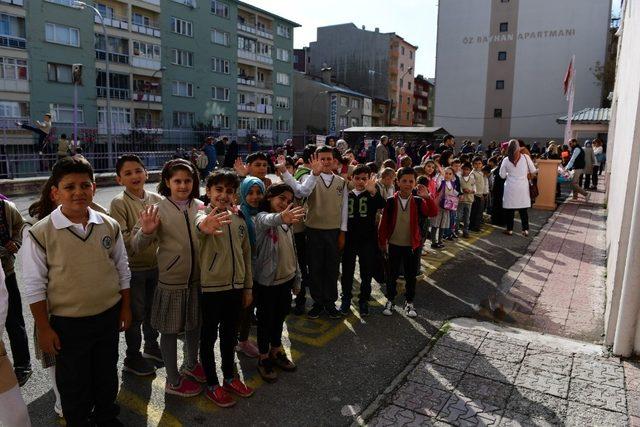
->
xmin=151 ymin=282 xmax=200 ymax=334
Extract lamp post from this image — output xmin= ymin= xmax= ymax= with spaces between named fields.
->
xmin=74 ymin=0 xmax=113 ymax=168
xmin=147 ymin=66 xmax=166 ymax=129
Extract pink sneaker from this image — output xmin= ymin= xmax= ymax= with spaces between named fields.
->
xmin=205 ymin=385 xmax=236 ymax=408
xmin=165 ymin=376 xmax=202 ymax=397
xmin=180 ymin=362 xmax=207 ymax=383
xmin=235 ymin=340 xmax=260 ymax=358
xmin=223 ymin=378 xmax=254 ymax=398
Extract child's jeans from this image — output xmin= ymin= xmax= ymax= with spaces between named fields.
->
xmin=444 ymin=210 xmax=458 ymax=237
xmin=457 ymin=203 xmax=472 ymax=235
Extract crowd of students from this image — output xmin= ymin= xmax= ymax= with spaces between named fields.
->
xmin=1 ymin=132 xmax=586 ymax=426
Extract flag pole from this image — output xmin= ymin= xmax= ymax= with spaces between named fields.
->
xmin=564 ymin=54 xmax=576 ymax=145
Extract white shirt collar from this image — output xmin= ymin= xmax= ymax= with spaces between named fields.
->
xmin=51 ymin=205 xmax=104 ymax=230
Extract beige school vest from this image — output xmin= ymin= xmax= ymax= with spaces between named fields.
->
xmin=305 ymin=174 xmax=345 ymax=230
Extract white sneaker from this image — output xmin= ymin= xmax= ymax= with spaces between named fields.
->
xmin=405 ymin=303 xmax=417 ymax=318
xmin=54 ymin=401 xmax=63 ymax=418
xmin=382 ymin=301 xmax=394 ymax=316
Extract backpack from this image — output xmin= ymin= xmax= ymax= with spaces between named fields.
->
xmin=196 ymin=153 xmax=209 ymax=169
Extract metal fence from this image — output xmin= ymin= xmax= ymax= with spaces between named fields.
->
xmin=0 ymin=123 xmax=317 ymax=179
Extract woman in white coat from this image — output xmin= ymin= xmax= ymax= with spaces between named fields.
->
xmin=499 ymin=139 xmax=537 ymax=236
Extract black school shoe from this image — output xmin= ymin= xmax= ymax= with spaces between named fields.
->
xmin=293 ymin=304 xmax=306 ymax=316
xmin=307 ymin=305 xmax=324 ymax=319
xmin=359 ymin=302 xmax=370 ymax=317
xmin=339 ymin=300 xmax=352 ymax=316
xmin=326 ymin=305 xmax=341 ymax=319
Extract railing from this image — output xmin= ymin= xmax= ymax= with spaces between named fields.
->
xmin=256 ymin=28 xmax=273 ymax=40
xmin=256 ymin=104 xmax=272 ymax=115
xmin=256 ymin=54 xmax=273 ymax=65
xmin=95 ymin=14 xmax=129 ymax=30
xmin=237 ymin=22 xmax=256 ymax=35
xmin=237 ymin=76 xmax=256 ymax=86
xmin=96 ymin=50 xmax=130 ymax=64
xmin=238 ymin=49 xmax=256 ymax=61
xmin=0 ymin=78 xmax=29 ymax=92
xmin=255 ymin=80 xmax=273 ymax=90
xmin=131 ymin=56 xmax=161 ymax=70
xmin=416 ymin=105 xmax=428 ymax=111
xmin=131 ymin=21 xmax=161 ymax=37
xmin=140 ymin=0 xmax=160 ymax=5
xmin=0 ymin=34 xmax=26 ymax=49
xmin=237 ymin=103 xmax=256 ymax=112
xmin=0 ymin=0 xmax=24 ymax=6
xmin=97 ymin=86 xmax=131 ymax=99
xmin=132 ymin=92 xmax=161 ymax=102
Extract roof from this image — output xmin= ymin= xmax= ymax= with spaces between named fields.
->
xmin=236 ymin=1 xmax=301 ymax=27
xmin=557 ymin=107 xmax=610 ymax=124
xmin=344 ymin=126 xmax=447 ymax=134
xmin=317 ymin=81 xmax=370 ymax=98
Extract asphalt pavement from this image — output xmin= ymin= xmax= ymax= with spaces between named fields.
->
xmin=6 ymin=183 xmax=555 ymax=426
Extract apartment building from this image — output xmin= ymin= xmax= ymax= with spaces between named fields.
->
xmin=413 ymin=74 xmax=434 ymax=126
xmin=307 ymin=23 xmax=417 ymax=126
xmin=0 ymin=0 xmax=297 ymax=145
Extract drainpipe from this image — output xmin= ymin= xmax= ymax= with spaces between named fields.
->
xmin=613 ymin=158 xmax=640 ymax=357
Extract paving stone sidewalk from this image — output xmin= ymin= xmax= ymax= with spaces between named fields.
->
xmin=360 ymin=318 xmax=640 ymax=426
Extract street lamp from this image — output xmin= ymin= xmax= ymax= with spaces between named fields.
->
xmin=147 ymin=66 xmax=166 ymax=129
xmin=74 ymin=0 xmax=114 ymax=168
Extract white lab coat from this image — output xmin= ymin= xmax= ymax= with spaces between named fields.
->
xmin=499 ymin=155 xmax=536 ymax=209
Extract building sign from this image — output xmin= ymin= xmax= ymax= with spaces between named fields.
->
xmin=315 ymin=135 xmax=326 ymax=147
xmin=363 ymin=98 xmax=372 ymax=116
xmin=329 ymin=94 xmax=337 ymax=135
xmin=462 ymin=28 xmax=576 ymax=45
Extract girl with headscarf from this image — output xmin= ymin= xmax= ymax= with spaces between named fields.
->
xmin=236 ymin=176 xmax=266 ymax=358
xmin=499 ymin=139 xmax=537 ymax=236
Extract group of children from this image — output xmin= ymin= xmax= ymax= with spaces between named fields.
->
xmin=0 ymin=138 xmax=499 ymax=426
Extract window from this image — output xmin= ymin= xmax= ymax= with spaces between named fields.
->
xmin=47 ymin=62 xmax=72 ymax=83
xmin=493 ymin=108 xmax=503 ymax=118
xmin=401 ymin=46 xmax=405 ymax=55
xmin=211 ymin=29 xmax=229 ymax=46
xmin=499 ymin=22 xmax=508 ymax=32
xmin=210 ymin=0 xmax=229 ymax=17
xmin=212 ymin=114 xmax=229 ymax=128
xmin=407 ymin=96 xmax=411 ymax=105
xmin=173 ymin=111 xmax=194 ymax=128
xmin=498 ymin=51 xmax=507 ymax=61
xmin=276 ymin=72 xmax=290 ymax=86
xmin=98 ymin=106 xmax=131 ymax=129
xmin=133 ymin=41 xmax=161 ymax=60
xmin=96 ymin=3 xmax=115 ymax=19
xmin=400 ymin=63 xmax=404 ymax=71
xmin=171 ymin=17 xmax=193 ymax=36
xmin=0 ymin=101 xmax=26 ymax=118
xmin=256 ymin=117 xmax=271 ymax=130
xmin=340 ymin=96 xmax=348 ymax=107
xmin=501 ymin=0 xmax=510 ymax=2
xmin=0 ymin=57 xmax=27 ymax=80
xmin=132 ymin=13 xmax=151 ymax=27
xmin=408 ymin=82 xmax=412 ymax=90
xmin=351 ymin=98 xmax=360 ymax=109
xmin=237 ymin=116 xmax=255 ymax=130
xmin=400 ymin=78 xmax=404 ymax=89
xmin=339 ymin=116 xmax=347 ymax=128
xmin=172 ymin=48 xmax=194 ymax=67
xmin=496 ymin=80 xmax=505 ymax=90
xmin=276 ymin=96 xmax=290 ymax=109
xmin=409 ymin=50 xmax=413 ymax=59
xmin=275 ymin=119 xmax=289 ymax=132
xmin=238 ymin=36 xmax=255 ymax=52
xmin=45 ymin=22 xmax=79 ymax=46
xmin=51 ymin=103 xmax=84 ymax=123
xmin=96 ymin=71 xmax=130 ymax=99
xmin=211 ymin=57 xmax=229 ymax=74
xmin=406 ymin=112 xmax=410 ymax=120
xmin=276 ymin=48 xmax=290 ymax=62
xmin=276 ymin=24 xmax=290 ymax=38
xmin=350 ymin=117 xmax=358 ymax=127
xmin=172 ymin=80 xmax=193 ymax=97
xmin=45 ymin=0 xmax=76 ymax=7
xmin=211 ymin=85 xmax=230 ymax=101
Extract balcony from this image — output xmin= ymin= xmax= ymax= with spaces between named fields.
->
xmin=0 ymin=79 xmax=28 ymax=92
xmin=256 ymin=54 xmax=273 ymax=65
xmin=256 ymin=27 xmax=273 ymax=40
xmin=0 ymin=34 xmax=26 ymax=49
xmin=416 ymin=104 xmax=428 ymax=111
xmin=255 ymin=80 xmax=273 ymax=90
xmin=238 ymin=49 xmax=273 ymax=66
xmin=237 ymin=22 xmax=257 ymax=35
xmin=237 ymin=103 xmax=256 ymax=112
xmin=96 ymin=50 xmax=129 ymax=64
xmin=96 ymin=14 xmax=129 ymax=31
xmin=131 ymin=21 xmax=160 ymax=38
xmin=237 ymin=76 xmax=256 ymax=86
xmin=256 ymin=104 xmax=272 ymax=115
xmin=132 ymin=92 xmax=161 ymax=103
xmin=0 ymin=0 xmax=24 ymax=6
xmin=131 ymin=56 xmax=161 ymax=70
xmin=140 ymin=0 xmax=160 ymax=5
xmin=97 ymin=86 xmax=131 ymax=100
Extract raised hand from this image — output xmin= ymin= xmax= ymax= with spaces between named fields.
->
xmin=280 ymin=204 xmax=306 ymax=224
xmin=234 ymin=157 xmax=248 ymax=177
xmin=310 ymin=153 xmax=323 ymax=176
xmin=198 ymin=208 xmax=232 ymax=235
xmin=139 ymin=205 xmax=160 ymax=235
xmin=275 ymin=154 xmax=287 ymax=174
xmin=365 ymin=174 xmax=378 ymax=194
xmin=416 ymin=184 xmax=430 ymax=199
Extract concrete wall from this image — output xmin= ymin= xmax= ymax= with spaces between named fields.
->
xmin=603 ymin=0 xmax=640 ymax=356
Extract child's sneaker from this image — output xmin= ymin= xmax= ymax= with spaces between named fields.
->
xmin=180 ymin=362 xmax=207 ymax=383
xmin=205 ymin=385 xmax=236 ymax=408
xmin=257 ymin=358 xmax=278 ymax=383
xmin=359 ymin=302 xmax=370 ymax=317
xmin=165 ymin=376 xmax=202 ymax=397
xmin=405 ymin=302 xmax=417 ymax=318
xmin=270 ymin=351 xmax=297 ymax=372
xmin=339 ymin=300 xmax=351 ymax=316
xmin=236 ymin=340 xmax=260 ymax=358
xmin=293 ymin=304 xmax=306 ymax=316
xmin=382 ymin=301 xmax=394 ymax=316
xmin=142 ymin=345 xmax=163 ymax=364
xmin=54 ymin=401 xmax=63 ymax=418
xmin=123 ymin=354 xmax=156 ymax=376
xmin=326 ymin=305 xmax=341 ymax=319
xmin=223 ymin=378 xmax=254 ymax=398
xmin=307 ymin=305 xmax=324 ymax=319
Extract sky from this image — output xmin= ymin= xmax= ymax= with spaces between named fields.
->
xmin=249 ymin=0 xmax=440 ymax=78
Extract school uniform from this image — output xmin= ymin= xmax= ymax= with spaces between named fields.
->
xmin=254 ymin=212 xmax=301 ymax=355
xmin=292 ymin=166 xmax=311 ymax=310
xmin=458 ymin=174 xmax=476 ymax=235
xmin=196 ymin=209 xmax=252 ymax=386
xmin=22 ymin=206 xmax=130 ymax=427
xmin=379 ymin=194 xmax=437 ymax=303
xmin=110 ymin=190 xmax=163 ymax=358
xmin=0 ymin=200 xmax=30 ymax=372
xmin=341 ymin=189 xmax=386 ymax=306
xmin=469 ymin=170 xmax=485 ymax=231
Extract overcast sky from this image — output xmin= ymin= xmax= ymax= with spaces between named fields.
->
xmin=249 ymin=0 xmax=439 ymax=78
